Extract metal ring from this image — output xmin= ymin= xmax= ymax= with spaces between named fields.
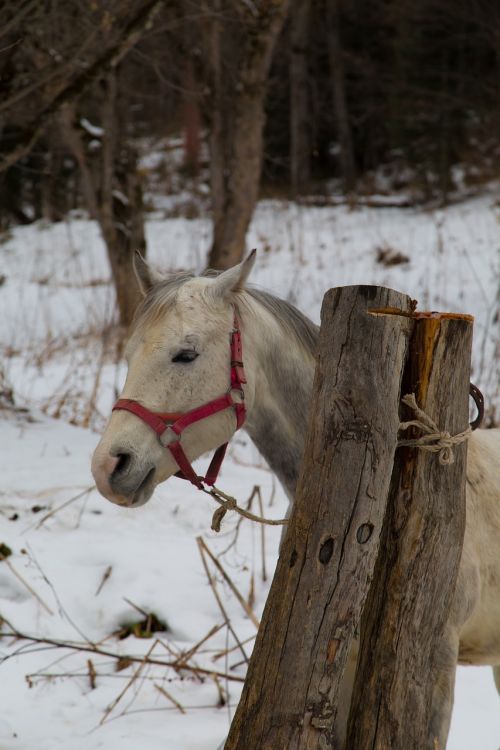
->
xmin=469 ymin=382 xmax=484 ymax=430
xmin=159 ymin=426 xmax=177 ymax=447
xmin=227 ymin=386 xmax=245 ymax=403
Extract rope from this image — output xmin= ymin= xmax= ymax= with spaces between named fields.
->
xmin=201 ymin=485 xmax=288 ymax=532
xmin=205 ymin=391 xmax=471 ymax=531
xmin=398 ymin=393 xmax=472 ymax=465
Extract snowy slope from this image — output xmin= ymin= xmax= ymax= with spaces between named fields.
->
xmin=1 ymin=194 xmax=500 ymax=749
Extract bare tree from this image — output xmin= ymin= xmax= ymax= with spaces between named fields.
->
xmin=0 ymin=0 xmax=161 ymax=326
xmin=203 ymin=0 xmax=290 ymax=270
xmin=289 ymin=0 xmax=311 ymax=195
xmin=326 ymin=0 xmax=356 ymax=193
xmin=0 ymin=0 xmax=164 ymax=173
xmin=60 ymin=74 xmax=146 ymax=328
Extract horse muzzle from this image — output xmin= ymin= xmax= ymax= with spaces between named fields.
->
xmin=91 ymin=446 xmax=157 ymax=508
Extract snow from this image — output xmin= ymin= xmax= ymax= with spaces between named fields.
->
xmin=1 ymin=191 xmax=500 ymax=748
xmin=80 ymin=119 xmax=104 ymax=138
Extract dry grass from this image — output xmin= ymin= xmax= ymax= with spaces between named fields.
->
xmin=0 ymin=479 xmax=279 ymax=730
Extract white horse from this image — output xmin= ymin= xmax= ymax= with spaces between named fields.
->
xmin=92 ymin=251 xmax=500 ymax=748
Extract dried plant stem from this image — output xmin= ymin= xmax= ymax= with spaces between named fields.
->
xmin=35 ymin=486 xmax=95 ymax=529
xmin=196 ymin=538 xmax=249 ymax=665
xmin=95 ymin=565 xmax=112 ymax=596
xmin=197 ymin=537 xmax=260 ymax=630
xmin=0 ymin=628 xmax=245 ymax=683
xmin=212 ymin=634 xmax=257 ymax=663
xmin=255 ymin=485 xmax=268 ymax=582
xmin=100 ymin=639 xmax=159 ymax=724
xmin=4 ymin=560 xmax=54 ymax=615
xmin=175 ymin=623 xmax=225 ymax=666
xmin=211 ymin=673 xmax=227 ymax=707
xmin=154 ymin=683 xmax=186 ymax=714
xmin=216 ymin=484 xmax=257 ymax=557
xmin=82 ymin=339 xmax=106 ymax=428
xmin=87 ymin=658 xmax=97 ymax=690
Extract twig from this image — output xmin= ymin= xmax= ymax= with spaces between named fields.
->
xmin=212 ymin=634 xmax=257 ymax=663
xmin=247 ymin=573 xmax=255 ymax=612
xmin=122 ymin=597 xmax=148 ymax=617
xmin=255 ymin=485 xmax=267 ymax=582
xmin=95 ymin=565 xmax=113 ymax=596
xmin=0 ymin=628 xmax=245 ymax=683
xmin=196 ymin=539 xmax=249 ymax=666
xmin=87 ymin=658 xmax=97 ymax=690
xmin=216 ymin=484 xmax=257 ymax=557
xmin=154 ymin=683 xmax=186 ymax=714
xmin=24 ymin=543 xmax=92 ymax=644
xmin=34 ymin=486 xmax=95 ymax=529
xmin=0 ymin=0 xmax=165 ymax=173
xmin=4 ymin=559 xmax=54 ymax=615
xmin=211 ymin=673 xmax=227 ymax=707
xmin=100 ymin=639 xmax=158 ymax=724
xmin=174 ymin=623 xmax=225 ymax=666
xmin=28 ymin=671 xmax=160 ymax=682
xmin=197 ymin=537 xmax=260 ymax=630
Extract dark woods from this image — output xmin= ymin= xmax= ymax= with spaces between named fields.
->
xmin=1 ymin=0 xmax=500 ymax=320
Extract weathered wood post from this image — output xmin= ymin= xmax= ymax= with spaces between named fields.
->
xmin=347 ymin=311 xmax=473 ymax=749
xmin=224 ymin=285 xmax=414 ymax=749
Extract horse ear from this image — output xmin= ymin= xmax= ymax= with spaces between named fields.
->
xmin=133 ymin=251 xmax=164 ymax=296
xmin=210 ymin=249 xmax=257 ymax=299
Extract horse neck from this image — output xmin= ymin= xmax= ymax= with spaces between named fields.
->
xmin=240 ymin=297 xmax=316 ymax=500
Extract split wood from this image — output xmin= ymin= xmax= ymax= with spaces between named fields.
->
xmin=206 ymin=393 xmax=474 ymax=533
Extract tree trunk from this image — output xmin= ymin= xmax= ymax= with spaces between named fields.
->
xmin=182 ymin=56 xmax=201 ymax=175
xmin=206 ymin=0 xmax=228 ymax=266
xmin=224 ymin=285 xmax=413 ymax=749
xmin=289 ymin=0 xmax=311 ymax=195
xmin=100 ymin=71 xmax=145 ymax=328
xmin=60 ymin=103 xmax=99 ymax=220
xmin=326 ymin=0 xmax=356 ymax=194
xmin=206 ymin=0 xmax=290 ymax=270
xmin=0 ymin=0 xmax=164 ymax=174
xmin=208 ymin=91 xmax=266 ymax=269
xmin=347 ymin=311 xmax=473 ymax=749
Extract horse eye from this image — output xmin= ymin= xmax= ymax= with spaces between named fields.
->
xmin=172 ymin=350 xmax=199 ymax=364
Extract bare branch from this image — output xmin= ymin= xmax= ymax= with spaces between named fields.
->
xmin=0 ymin=627 xmax=245 ymax=683
xmin=0 ymin=0 xmax=166 ymax=173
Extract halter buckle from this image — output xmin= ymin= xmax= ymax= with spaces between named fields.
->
xmin=158 ymin=424 xmax=177 ymax=447
xmin=228 ymin=386 xmax=245 ymax=403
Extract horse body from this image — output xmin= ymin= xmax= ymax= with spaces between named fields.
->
xmin=92 ymin=253 xmax=500 ymax=747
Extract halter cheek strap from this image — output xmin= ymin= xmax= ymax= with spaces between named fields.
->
xmin=112 ymin=310 xmax=246 ymax=490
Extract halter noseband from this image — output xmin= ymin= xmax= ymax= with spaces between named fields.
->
xmin=112 ymin=310 xmax=246 ymax=490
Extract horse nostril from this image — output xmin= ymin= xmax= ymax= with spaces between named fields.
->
xmin=113 ymin=452 xmax=132 ymax=476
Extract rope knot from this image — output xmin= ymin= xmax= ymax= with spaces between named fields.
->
xmin=210 ymin=497 xmax=237 ymax=532
xmin=398 ymin=393 xmax=471 ymax=466
xmin=204 ymin=486 xmax=288 ymax=532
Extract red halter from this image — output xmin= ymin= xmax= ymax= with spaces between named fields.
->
xmin=112 ymin=310 xmax=246 ymax=490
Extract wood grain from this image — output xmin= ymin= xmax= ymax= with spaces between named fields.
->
xmin=224 ymin=285 xmax=413 ymax=750
xmin=347 ymin=313 xmax=473 ymax=749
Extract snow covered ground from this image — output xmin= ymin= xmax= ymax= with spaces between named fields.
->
xmin=1 ymin=192 xmax=500 ymax=748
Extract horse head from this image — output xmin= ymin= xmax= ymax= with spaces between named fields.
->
xmin=91 ymin=250 xmax=257 ymax=508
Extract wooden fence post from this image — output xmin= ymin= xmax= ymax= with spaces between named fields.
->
xmin=347 ymin=312 xmax=473 ymax=749
xmin=224 ymin=285 xmax=413 ymax=750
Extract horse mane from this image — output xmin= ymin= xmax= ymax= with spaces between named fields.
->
xmin=132 ymin=269 xmax=319 ymax=359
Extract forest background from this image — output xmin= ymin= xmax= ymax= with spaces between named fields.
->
xmin=2 ymin=0 xmax=500 ymax=323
